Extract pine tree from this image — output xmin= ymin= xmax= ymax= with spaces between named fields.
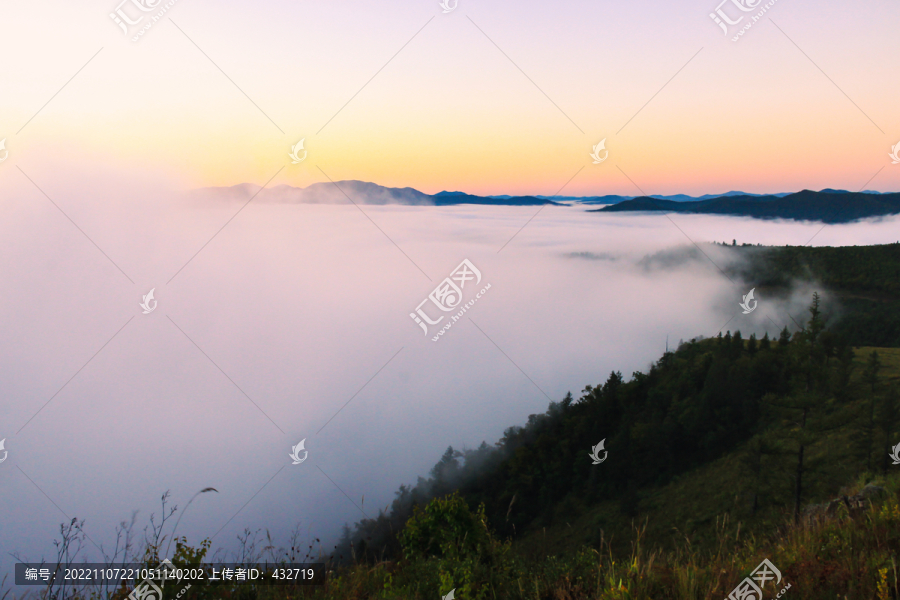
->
xmin=863 ymin=350 xmax=882 ymax=394
xmin=863 ymin=350 xmax=882 ymax=471
xmin=778 ymin=326 xmax=791 ymax=347
xmin=880 ymin=386 xmax=899 ymax=475
xmin=740 ymin=434 xmax=775 ymax=514
xmin=766 ymin=293 xmax=846 ymax=521
xmin=732 ymin=330 xmax=744 ymax=358
xmin=431 ymin=446 xmax=462 ymax=496
xmin=747 ymin=333 xmax=758 ymax=354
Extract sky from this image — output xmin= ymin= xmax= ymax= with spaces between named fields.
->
xmin=1 ymin=0 xmax=899 ymax=196
xmin=1 ymin=0 xmax=900 ymax=589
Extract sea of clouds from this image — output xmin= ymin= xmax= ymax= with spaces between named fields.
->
xmin=1 ymin=170 xmax=898 ymax=584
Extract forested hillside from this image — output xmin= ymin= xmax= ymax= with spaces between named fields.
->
xmin=333 ymin=244 xmax=900 ymax=567
xmin=335 ymin=291 xmax=899 ymax=565
xmin=728 ymin=243 xmax=900 ymax=347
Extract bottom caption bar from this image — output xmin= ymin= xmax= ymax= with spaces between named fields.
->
xmin=15 ymin=563 xmax=326 ymax=586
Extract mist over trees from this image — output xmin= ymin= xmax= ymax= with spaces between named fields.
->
xmin=334 ymin=290 xmax=895 ymax=564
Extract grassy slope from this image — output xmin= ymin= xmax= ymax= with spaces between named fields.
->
xmin=514 ymin=347 xmax=900 ymax=560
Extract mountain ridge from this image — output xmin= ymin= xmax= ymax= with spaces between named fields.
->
xmin=197 ymin=180 xmax=558 ymax=206
xmin=596 ymin=189 xmax=900 ymax=223
xmin=197 ymin=181 xmax=900 ymax=222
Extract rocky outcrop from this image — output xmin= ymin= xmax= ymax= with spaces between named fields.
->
xmin=803 ymin=484 xmax=888 ymax=521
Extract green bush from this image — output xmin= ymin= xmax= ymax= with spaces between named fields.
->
xmin=398 ymin=493 xmax=513 ymax=599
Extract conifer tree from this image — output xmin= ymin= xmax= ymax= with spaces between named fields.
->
xmin=863 ymin=350 xmax=882 ymax=471
xmin=765 ymin=293 xmax=846 ymax=521
xmin=778 ymin=326 xmax=792 ymax=347
xmin=880 ymin=386 xmax=899 ymax=475
xmin=747 ymin=333 xmax=758 ymax=354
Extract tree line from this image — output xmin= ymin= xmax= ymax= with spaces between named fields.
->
xmin=334 ymin=293 xmax=899 ymax=564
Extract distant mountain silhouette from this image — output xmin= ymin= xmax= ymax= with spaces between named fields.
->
xmin=433 ymin=191 xmax=553 ymax=206
xmin=199 ymin=181 xmax=558 ymax=206
xmin=595 ymin=190 xmax=900 ymax=223
xmin=201 ymin=181 xmax=435 ymax=205
xmin=199 ymin=182 xmax=898 ymax=221
xmin=491 ymin=190 xmax=792 ymax=204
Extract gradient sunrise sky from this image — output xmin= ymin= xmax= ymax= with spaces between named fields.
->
xmin=1 ymin=0 xmax=899 ymax=196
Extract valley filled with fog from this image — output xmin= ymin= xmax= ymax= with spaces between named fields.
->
xmin=2 ymin=175 xmax=897 ymax=571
